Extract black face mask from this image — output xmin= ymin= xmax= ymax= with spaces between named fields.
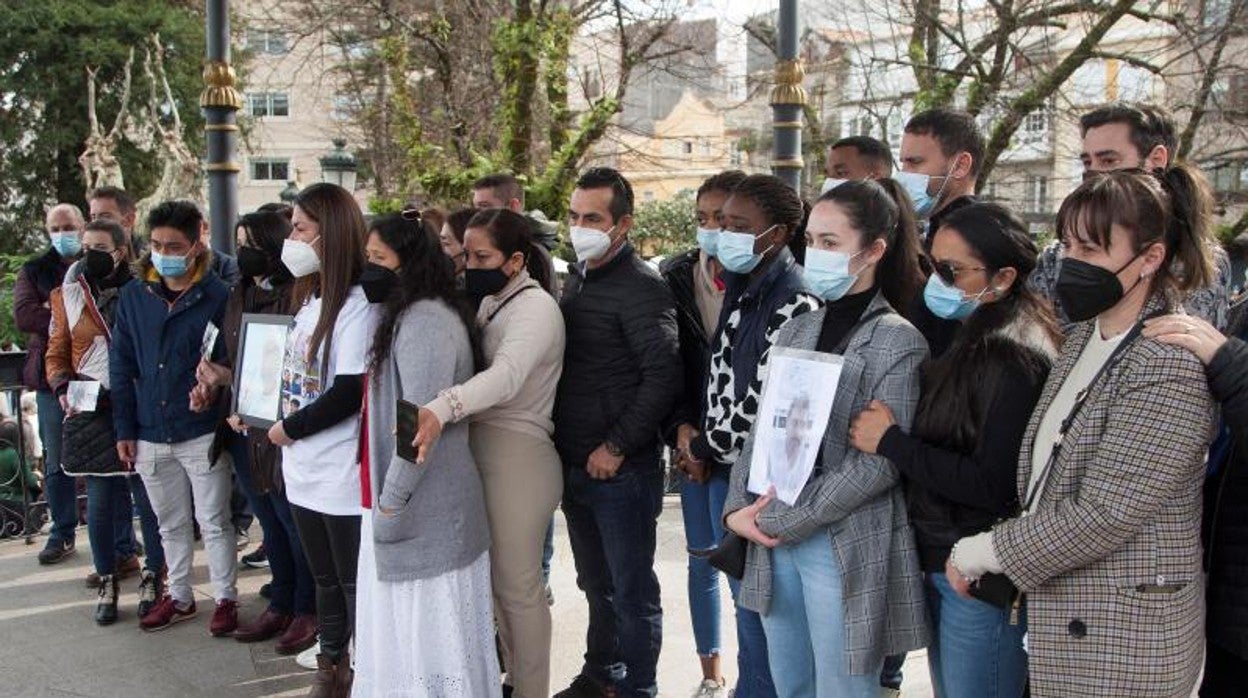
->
xmin=83 ymin=248 xmax=117 ymax=283
xmin=237 ymin=246 xmax=270 ymax=279
xmin=464 ymin=267 xmax=512 ymax=306
xmin=1055 ymin=254 xmax=1141 ymax=322
xmin=360 ymin=263 xmax=399 ymax=303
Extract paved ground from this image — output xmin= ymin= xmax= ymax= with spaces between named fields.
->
xmin=0 ymin=497 xmax=934 ymax=697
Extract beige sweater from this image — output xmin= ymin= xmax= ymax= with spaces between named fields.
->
xmin=425 ymin=271 xmax=565 ymax=442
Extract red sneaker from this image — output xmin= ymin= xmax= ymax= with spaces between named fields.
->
xmin=140 ymin=596 xmax=197 ymax=632
xmin=209 ymin=598 xmax=239 ymax=637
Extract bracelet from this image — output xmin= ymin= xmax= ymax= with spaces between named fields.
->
xmin=949 ymin=541 xmax=980 ymax=583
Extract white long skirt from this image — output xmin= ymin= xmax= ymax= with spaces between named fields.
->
xmin=352 ymin=514 xmax=501 ymax=697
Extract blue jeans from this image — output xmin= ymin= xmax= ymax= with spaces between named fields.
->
xmin=925 ymin=572 xmax=1028 ymax=698
xmin=728 ymin=579 xmax=777 ymax=698
xmin=542 ymin=517 xmax=554 ymax=583
xmin=35 ymin=390 xmax=75 ymax=547
xmin=85 ymin=475 xmax=164 ymax=575
xmin=680 ymin=474 xmax=728 ymax=657
xmin=761 ymin=530 xmax=879 ymax=698
xmin=563 ymin=464 xmax=664 ymax=697
xmin=227 ymin=434 xmax=315 ymax=615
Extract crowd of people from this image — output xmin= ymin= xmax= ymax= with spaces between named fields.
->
xmin=5 ymin=99 xmax=1246 ymax=698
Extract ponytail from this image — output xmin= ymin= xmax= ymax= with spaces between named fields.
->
xmin=1158 ymin=163 xmax=1215 ymax=293
xmin=819 ymin=179 xmax=926 ymax=312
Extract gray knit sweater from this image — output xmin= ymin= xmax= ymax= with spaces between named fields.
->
xmin=368 ymin=299 xmax=490 ymax=582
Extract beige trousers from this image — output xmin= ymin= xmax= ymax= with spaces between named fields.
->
xmin=470 ymin=423 xmax=563 ymax=698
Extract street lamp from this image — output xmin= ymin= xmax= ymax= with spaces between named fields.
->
xmin=319 ymin=138 xmax=358 ymax=191
xmin=279 ymin=180 xmax=300 ymax=203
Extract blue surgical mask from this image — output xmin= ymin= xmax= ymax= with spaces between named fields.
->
xmin=50 ymin=232 xmax=81 ymax=258
xmin=803 ymin=247 xmax=864 ymax=301
xmin=696 ymin=227 xmax=721 ymax=257
xmin=151 ymin=249 xmax=190 ymax=278
xmin=923 ymin=273 xmax=988 ymax=320
xmin=718 ymin=226 xmax=776 ymax=274
xmin=820 ymin=177 xmax=847 ymax=195
xmin=895 ymin=167 xmax=953 ymax=218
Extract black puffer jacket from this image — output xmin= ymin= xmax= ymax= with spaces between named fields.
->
xmin=659 ymin=249 xmax=714 ymax=448
xmin=553 ymin=243 xmax=681 ymax=469
xmin=1204 ymin=336 xmax=1248 ymax=659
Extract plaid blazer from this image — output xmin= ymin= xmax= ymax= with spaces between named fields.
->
xmin=993 ymin=296 xmax=1214 ymax=697
xmin=724 ymin=292 xmax=931 ymax=675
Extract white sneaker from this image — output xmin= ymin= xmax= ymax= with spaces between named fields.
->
xmin=295 ymin=641 xmax=320 ymax=670
xmin=692 ymin=678 xmax=727 ymax=698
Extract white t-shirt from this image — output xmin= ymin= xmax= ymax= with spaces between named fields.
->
xmin=281 ymin=286 xmax=378 ymax=516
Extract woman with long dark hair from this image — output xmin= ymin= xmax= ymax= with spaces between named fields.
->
xmin=194 ymin=210 xmax=317 ymax=654
xmin=352 ymin=211 xmax=499 ymax=696
xmin=849 ymin=202 xmax=1061 ymax=697
xmin=266 ymin=183 xmax=378 ymax=698
xmin=724 ymin=179 xmax=930 ymax=697
xmin=948 ymin=166 xmax=1217 ymax=696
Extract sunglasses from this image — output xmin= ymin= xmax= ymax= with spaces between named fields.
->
xmin=933 ymin=260 xmax=987 ymax=286
xmin=400 ymin=208 xmax=423 ymax=222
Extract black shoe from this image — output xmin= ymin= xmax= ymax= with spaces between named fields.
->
xmin=95 ymin=575 xmax=119 ymax=626
xmin=240 ymin=544 xmax=268 ymax=569
xmin=137 ymin=568 xmax=163 ymax=620
xmin=502 ymin=685 xmax=514 ymax=698
xmin=554 ymin=674 xmax=613 ymax=698
xmin=38 ymin=540 xmax=75 ymax=565
xmin=258 ymin=582 xmax=272 ymax=600
xmin=235 ymin=527 xmax=250 ymax=550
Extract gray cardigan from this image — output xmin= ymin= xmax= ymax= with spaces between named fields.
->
xmin=368 ymin=299 xmax=490 ymax=582
xmin=724 ymin=293 xmax=931 ymax=675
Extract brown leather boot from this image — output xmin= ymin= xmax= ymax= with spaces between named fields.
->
xmin=306 ymin=654 xmax=336 ymax=698
xmin=333 ymin=650 xmax=353 ymax=698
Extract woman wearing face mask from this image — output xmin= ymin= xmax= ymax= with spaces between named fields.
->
xmin=352 ymin=211 xmax=500 ymax=696
xmin=265 ymin=183 xmax=379 ymax=698
xmin=396 ymin=208 xmax=562 ymax=697
xmin=846 ymin=203 xmax=1061 ymax=698
xmin=947 ymin=167 xmax=1217 ymax=697
xmin=191 ymin=210 xmax=318 ymax=655
xmin=45 ymin=219 xmax=165 ymax=626
xmin=723 ymin=177 xmax=930 ymax=698
xmin=685 ymin=173 xmax=820 ymax=698
xmin=660 ymin=169 xmax=744 ymax=698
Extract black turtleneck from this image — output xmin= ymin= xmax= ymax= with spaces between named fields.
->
xmin=815 ymin=288 xmax=876 ymax=354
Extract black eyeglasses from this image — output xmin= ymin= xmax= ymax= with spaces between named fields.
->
xmin=400 ymin=208 xmax=423 ymax=221
xmin=933 ymin=260 xmax=987 ymax=286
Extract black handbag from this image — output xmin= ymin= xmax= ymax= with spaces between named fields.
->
xmin=61 ymin=407 xmax=130 ymax=476
xmin=706 ymin=532 xmax=747 ymax=580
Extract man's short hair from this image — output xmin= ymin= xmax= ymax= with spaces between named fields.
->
xmin=472 ymin=174 xmax=525 ymax=207
xmin=88 ymin=186 xmax=136 ymax=215
xmin=83 ymin=219 xmax=128 ymax=250
xmin=1080 ymin=102 xmax=1177 ymax=165
xmin=146 ymin=200 xmax=203 ymax=242
xmin=831 ymin=136 xmax=895 ymax=174
xmin=575 ymin=167 xmax=634 ymax=222
xmin=904 ymin=108 xmax=985 ymax=177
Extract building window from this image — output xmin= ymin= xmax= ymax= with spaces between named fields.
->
xmin=730 ymin=140 xmax=743 ymax=166
xmin=1228 ymin=74 xmax=1248 ymax=115
xmin=1211 ymin=160 xmax=1248 ymax=193
xmin=643 ymin=191 xmax=655 ymax=203
xmin=683 ymin=141 xmax=693 ymax=155
xmin=1205 ymin=0 xmax=1233 ymax=27
xmin=246 ymin=30 xmax=289 ymax=56
xmin=251 ymin=159 xmax=290 ymax=182
xmin=247 ymin=92 xmax=290 ymax=118
xmin=1025 ymin=174 xmax=1049 ymax=213
xmin=701 ymin=138 xmax=712 ymax=156
xmin=331 ymin=95 xmax=357 ymax=122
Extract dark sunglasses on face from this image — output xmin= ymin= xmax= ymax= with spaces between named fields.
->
xmin=400 ymin=208 xmax=423 ymax=222
xmin=933 ymin=260 xmax=987 ymax=286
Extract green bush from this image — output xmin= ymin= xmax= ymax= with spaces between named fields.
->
xmin=633 ymin=191 xmax=697 ymax=258
xmin=0 ymin=254 xmax=30 ymax=349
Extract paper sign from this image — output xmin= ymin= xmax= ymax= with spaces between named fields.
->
xmin=748 ymin=347 xmax=844 ymax=506
xmin=201 ymin=322 xmax=220 ymax=361
xmin=67 ymin=380 xmax=101 ymax=413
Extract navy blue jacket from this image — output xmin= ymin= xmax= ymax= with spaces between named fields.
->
xmin=110 ymin=257 xmax=229 ymax=444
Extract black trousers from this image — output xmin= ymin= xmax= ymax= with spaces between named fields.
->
xmin=1201 ymin=640 xmax=1248 ymax=697
xmin=290 ymin=503 xmax=361 ymax=661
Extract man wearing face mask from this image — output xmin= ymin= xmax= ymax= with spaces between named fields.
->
xmin=14 ymin=203 xmax=85 ymax=565
xmin=110 ymin=200 xmax=237 ymax=635
xmin=553 ymin=167 xmax=681 ymax=698
xmin=820 ymin=135 xmax=894 ymax=195
xmin=1026 ymin=102 xmax=1232 ymax=331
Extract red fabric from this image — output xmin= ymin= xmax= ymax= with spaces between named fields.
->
xmin=359 ymin=376 xmax=371 ymax=509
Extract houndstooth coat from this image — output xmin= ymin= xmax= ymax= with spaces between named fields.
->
xmin=993 ymin=296 xmax=1215 ymax=697
xmin=724 ymin=292 xmax=931 ymax=676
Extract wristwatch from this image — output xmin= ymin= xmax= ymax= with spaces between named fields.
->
xmin=604 ymin=441 xmax=624 ymax=458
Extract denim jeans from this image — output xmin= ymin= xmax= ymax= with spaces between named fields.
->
xmin=563 ymin=464 xmax=664 ymax=697
xmin=680 ymin=474 xmax=728 ymax=657
xmin=226 ymin=433 xmax=315 ymax=616
xmin=85 ymin=475 xmax=164 ymax=575
xmin=542 ymin=517 xmax=555 ymax=583
xmin=35 ymin=390 xmax=75 ymax=547
xmin=761 ymin=530 xmax=879 ymax=698
xmin=925 ymin=572 xmax=1028 ymax=698
xmin=727 ymin=579 xmax=777 ymax=698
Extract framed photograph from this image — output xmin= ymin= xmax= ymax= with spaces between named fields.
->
xmin=232 ymin=313 xmax=294 ymax=429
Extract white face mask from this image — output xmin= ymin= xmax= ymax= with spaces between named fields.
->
xmin=820 ymin=177 xmax=848 ymax=195
xmin=570 ymin=225 xmax=616 ymax=263
xmin=281 ymin=237 xmax=321 ymax=278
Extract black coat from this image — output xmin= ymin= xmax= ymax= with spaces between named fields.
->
xmin=659 ymin=249 xmax=714 ymax=447
xmin=553 ymin=243 xmax=681 ymax=469
xmin=1204 ymin=336 xmax=1248 ymax=659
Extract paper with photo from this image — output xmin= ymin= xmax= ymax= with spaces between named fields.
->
xmin=748 ymin=347 xmax=843 ymax=506
xmin=67 ymin=380 xmax=101 ymax=413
